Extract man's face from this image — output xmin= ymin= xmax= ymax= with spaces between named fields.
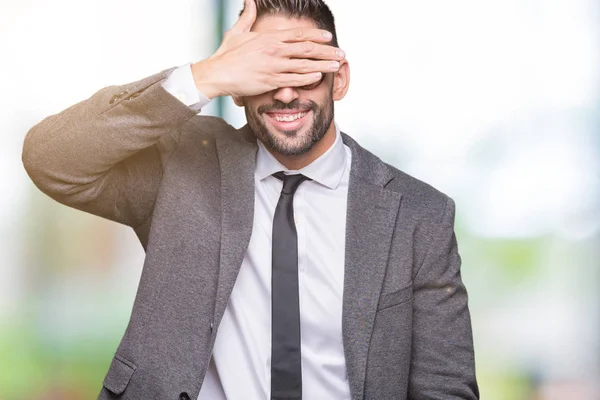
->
xmin=242 ymin=16 xmax=335 ymax=156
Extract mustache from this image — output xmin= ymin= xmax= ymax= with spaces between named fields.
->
xmin=258 ymin=99 xmax=317 ymax=114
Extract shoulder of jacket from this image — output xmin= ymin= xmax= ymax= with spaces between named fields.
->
xmin=384 ymin=161 xmax=452 ymax=220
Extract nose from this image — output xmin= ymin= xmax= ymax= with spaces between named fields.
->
xmin=272 ymin=87 xmax=300 ymax=104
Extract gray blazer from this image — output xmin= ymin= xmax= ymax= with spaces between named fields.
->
xmin=22 ymin=68 xmax=479 ymax=400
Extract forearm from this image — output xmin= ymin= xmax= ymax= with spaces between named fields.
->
xmin=22 ymin=67 xmax=198 ymax=226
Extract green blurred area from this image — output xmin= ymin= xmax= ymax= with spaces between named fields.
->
xmin=0 ymin=321 xmax=114 ymax=399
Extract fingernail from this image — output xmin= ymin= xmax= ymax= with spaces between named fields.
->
xmin=323 ymin=31 xmax=333 ymax=39
xmin=330 ymin=61 xmax=340 ymax=69
xmin=336 ymin=49 xmax=345 ymax=58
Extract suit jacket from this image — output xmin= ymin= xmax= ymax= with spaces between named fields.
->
xmin=22 ymin=68 xmax=479 ymax=400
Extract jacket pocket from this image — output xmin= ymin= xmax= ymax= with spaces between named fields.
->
xmin=377 ymin=282 xmax=413 ymax=311
xmin=103 ymin=354 xmax=137 ymax=395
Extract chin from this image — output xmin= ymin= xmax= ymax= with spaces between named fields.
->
xmin=265 ymin=129 xmax=317 ymax=156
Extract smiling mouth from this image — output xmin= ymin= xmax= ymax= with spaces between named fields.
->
xmin=264 ymin=110 xmax=312 ymax=131
xmin=269 ymin=111 xmax=308 ymax=122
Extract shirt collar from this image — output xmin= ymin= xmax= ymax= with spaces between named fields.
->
xmin=255 ymin=123 xmax=347 ymax=190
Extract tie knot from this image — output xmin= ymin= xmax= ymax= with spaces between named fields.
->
xmin=272 ymin=172 xmax=312 ymax=195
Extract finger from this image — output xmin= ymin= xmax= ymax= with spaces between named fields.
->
xmin=274 ymin=27 xmax=334 ymax=43
xmin=273 ymin=72 xmax=324 ymax=88
xmin=280 ymin=41 xmax=345 ymax=61
xmin=281 ymin=58 xmax=341 ymax=74
xmin=231 ymin=0 xmax=257 ymax=33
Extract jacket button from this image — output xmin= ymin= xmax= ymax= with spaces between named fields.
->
xmin=179 ymin=393 xmax=190 ymax=400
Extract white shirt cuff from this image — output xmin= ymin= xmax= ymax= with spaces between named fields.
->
xmin=162 ymin=63 xmax=212 ymax=112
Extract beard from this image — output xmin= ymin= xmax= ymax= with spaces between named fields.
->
xmin=244 ymin=94 xmax=334 ymax=156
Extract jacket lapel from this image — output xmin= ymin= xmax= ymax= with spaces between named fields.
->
xmin=340 ymin=133 xmax=402 ymax=400
xmin=213 ymin=126 xmax=257 ymax=327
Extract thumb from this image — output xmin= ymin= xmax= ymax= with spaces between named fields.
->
xmin=231 ymin=0 xmax=257 ymax=33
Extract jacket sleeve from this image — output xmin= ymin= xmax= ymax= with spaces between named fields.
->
xmin=408 ymin=197 xmax=480 ymax=399
xmin=22 ymin=68 xmax=198 ymax=229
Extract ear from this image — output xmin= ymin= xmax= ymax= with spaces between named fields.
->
xmin=332 ymin=59 xmax=350 ymax=101
xmin=233 ymin=96 xmax=244 ymax=107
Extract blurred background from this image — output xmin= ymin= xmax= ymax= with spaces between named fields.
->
xmin=1 ymin=0 xmax=599 ymax=398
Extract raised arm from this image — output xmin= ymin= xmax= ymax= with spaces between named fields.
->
xmin=22 ymin=0 xmax=344 ymax=229
xmin=22 ymin=69 xmax=198 ymax=228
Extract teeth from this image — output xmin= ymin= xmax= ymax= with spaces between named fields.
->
xmin=273 ymin=112 xmax=307 ymax=122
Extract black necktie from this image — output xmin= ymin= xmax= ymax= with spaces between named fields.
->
xmin=270 ymin=172 xmax=312 ymax=400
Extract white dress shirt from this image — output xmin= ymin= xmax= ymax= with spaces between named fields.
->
xmin=162 ymin=64 xmax=353 ymax=400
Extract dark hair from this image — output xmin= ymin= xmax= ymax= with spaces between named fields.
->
xmin=240 ymin=0 xmax=339 ymax=47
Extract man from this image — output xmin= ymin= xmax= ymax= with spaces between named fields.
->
xmin=22 ymin=0 xmax=479 ymax=399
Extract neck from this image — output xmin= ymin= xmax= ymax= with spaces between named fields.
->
xmin=268 ymin=122 xmax=337 ymax=170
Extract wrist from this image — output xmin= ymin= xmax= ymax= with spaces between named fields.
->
xmin=191 ymin=59 xmax=225 ymax=99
